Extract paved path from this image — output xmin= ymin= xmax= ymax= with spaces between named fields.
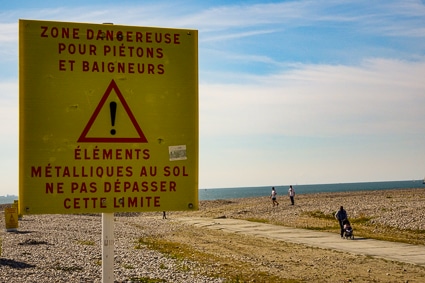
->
xmin=176 ymin=217 xmax=425 ymax=267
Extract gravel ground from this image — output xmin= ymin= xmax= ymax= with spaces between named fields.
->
xmin=0 ymin=213 xmax=224 ymax=283
xmin=189 ymin=188 xmax=425 ymax=231
xmin=1 ymin=188 xmax=425 ymax=282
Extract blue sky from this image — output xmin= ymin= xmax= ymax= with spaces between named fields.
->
xmin=1 ymin=0 xmax=425 ymax=196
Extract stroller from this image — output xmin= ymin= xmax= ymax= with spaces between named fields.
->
xmin=342 ymin=219 xmax=354 ymax=239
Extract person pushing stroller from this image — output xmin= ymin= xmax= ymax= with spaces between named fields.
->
xmin=335 ymin=206 xmax=348 ymax=238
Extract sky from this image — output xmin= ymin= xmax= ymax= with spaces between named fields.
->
xmin=1 ymin=0 xmax=425 ymax=196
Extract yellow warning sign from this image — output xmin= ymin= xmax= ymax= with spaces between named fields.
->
xmin=19 ymin=19 xmax=198 ymax=214
xmin=5 ymin=207 xmax=18 ymax=231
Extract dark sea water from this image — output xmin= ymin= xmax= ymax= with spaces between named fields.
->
xmin=199 ymin=180 xmax=424 ymax=201
xmin=0 ymin=195 xmax=18 ymax=205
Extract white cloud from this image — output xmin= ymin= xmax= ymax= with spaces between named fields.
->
xmin=201 ymin=29 xmax=277 ymax=43
xmin=200 ymin=58 xmax=425 ymax=138
xmin=0 ymin=80 xmax=18 ymax=141
xmin=0 ymin=23 xmax=17 ymax=42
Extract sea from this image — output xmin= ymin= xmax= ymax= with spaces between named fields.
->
xmin=1 ymin=180 xmax=423 ymax=204
xmin=198 ymin=180 xmax=424 ymax=201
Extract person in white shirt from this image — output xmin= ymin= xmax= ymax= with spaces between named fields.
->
xmin=270 ymin=187 xmax=279 ymax=207
xmin=288 ymin=185 xmax=295 ymax=205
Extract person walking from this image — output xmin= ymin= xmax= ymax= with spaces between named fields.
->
xmin=270 ymin=187 xmax=279 ymax=206
xmin=288 ymin=185 xmax=295 ymax=205
xmin=335 ymin=206 xmax=348 ymax=238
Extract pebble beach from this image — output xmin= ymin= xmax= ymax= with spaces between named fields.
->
xmin=192 ymin=187 xmax=425 ymax=231
xmin=1 ymin=188 xmax=425 ymax=282
xmin=0 ymin=209 xmax=229 ymax=283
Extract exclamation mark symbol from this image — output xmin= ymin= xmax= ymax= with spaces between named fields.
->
xmin=110 ymin=101 xmax=117 ymax=135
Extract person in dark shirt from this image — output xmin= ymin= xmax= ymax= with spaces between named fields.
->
xmin=335 ymin=206 xmax=347 ymax=238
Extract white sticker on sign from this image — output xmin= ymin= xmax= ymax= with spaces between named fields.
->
xmin=169 ymin=145 xmax=187 ymax=161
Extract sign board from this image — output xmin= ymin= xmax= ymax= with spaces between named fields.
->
xmin=19 ymin=19 xmax=198 ymax=214
xmin=5 ymin=207 xmax=19 ymax=231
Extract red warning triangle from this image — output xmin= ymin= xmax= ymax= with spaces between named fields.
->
xmin=78 ymin=79 xmax=148 ymax=143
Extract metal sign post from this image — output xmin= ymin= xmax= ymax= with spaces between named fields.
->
xmin=102 ymin=213 xmax=114 ymax=283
